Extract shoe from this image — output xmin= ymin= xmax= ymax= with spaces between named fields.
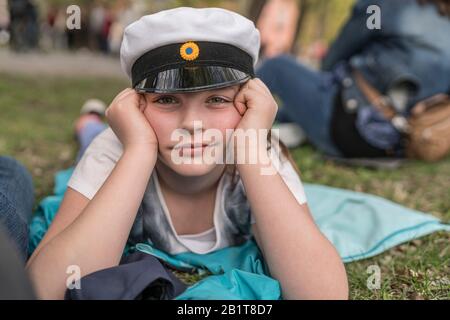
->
xmin=272 ymin=122 xmax=306 ymax=148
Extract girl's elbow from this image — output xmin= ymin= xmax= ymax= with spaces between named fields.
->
xmin=327 ymin=261 xmax=349 ymax=300
xmin=293 ymin=283 xmax=349 ymax=300
xmin=328 ymin=279 xmax=349 ymax=300
xmin=295 ymin=266 xmax=349 ymax=300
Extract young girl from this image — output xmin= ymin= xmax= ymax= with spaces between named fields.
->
xmin=26 ymin=7 xmax=348 ymax=300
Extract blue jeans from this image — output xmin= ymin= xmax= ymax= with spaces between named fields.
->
xmin=0 ymin=156 xmax=34 ymax=259
xmin=256 ymin=54 xmax=342 ymax=157
xmin=75 ymin=121 xmax=107 ymax=163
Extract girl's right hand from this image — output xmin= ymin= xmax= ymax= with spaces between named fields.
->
xmin=106 ymin=88 xmax=158 ymax=154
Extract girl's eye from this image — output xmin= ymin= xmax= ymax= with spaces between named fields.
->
xmin=155 ymin=96 xmax=178 ymax=104
xmin=207 ymin=97 xmax=230 ymax=104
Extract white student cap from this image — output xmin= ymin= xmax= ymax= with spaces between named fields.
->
xmin=120 ymin=7 xmax=260 ymax=93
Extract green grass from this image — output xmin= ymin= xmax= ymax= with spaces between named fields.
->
xmin=0 ymin=73 xmax=448 ymax=299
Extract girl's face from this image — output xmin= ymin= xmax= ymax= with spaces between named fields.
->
xmin=142 ymin=85 xmax=242 ymax=177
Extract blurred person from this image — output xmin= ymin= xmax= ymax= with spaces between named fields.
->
xmin=108 ymin=0 xmax=140 ymax=55
xmin=256 ymin=0 xmax=300 ymax=61
xmin=0 ymin=154 xmax=34 ymax=302
xmin=39 ymin=5 xmax=56 ymax=50
xmin=0 ymin=100 xmax=106 ymax=260
xmin=0 ymin=156 xmax=34 ymax=260
xmin=108 ymin=18 xmax=123 ymax=55
xmin=254 ymin=0 xmax=307 ymax=148
xmin=89 ymin=0 xmax=107 ymax=52
xmin=100 ymin=4 xmax=113 ymax=54
xmin=0 ymin=100 xmax=106 ymax=300
xmin=41 ymin=6 xmax=67 ymax=50
xmin=54 ymin=8 xmax=68 ymax=49
xmin=257 ymin=0 xmax=450 ymax=158
xmin=0 ymin=0 xmax=8 ymax=27
xmin=0 ymin=0 xmax=10 ymax=45
xmin=8 ymin=0 xmax=39 ymax=51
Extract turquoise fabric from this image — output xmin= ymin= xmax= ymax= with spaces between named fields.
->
xmin=28 ymin=167 xmax=75 ymax=255
xmin=28 ymin=167 xmax=449 ymax=299
xmin=302 ymin=184 xmax=450 ymax=262
xmin=135 ymin=240 xmax=281 ymax=300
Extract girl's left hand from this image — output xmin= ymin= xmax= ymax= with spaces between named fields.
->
xmin=233 ymin=78 xmax=278 ymax=132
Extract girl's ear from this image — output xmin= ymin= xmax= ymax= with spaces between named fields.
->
xmin=138 ymin=94 xmax=147 ymax=112
xmin=139 ymin=94 xmax=147 ymax=112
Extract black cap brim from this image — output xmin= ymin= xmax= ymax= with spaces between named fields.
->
xmin=134 ymin=65 xmax=251 ymax=93
xmin=131 ymin=41 xmax=255 ymax=93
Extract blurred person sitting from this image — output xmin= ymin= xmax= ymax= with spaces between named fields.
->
xmin=257 ymin=0 xmax=450 ymax=159
xmin=0 ymin=158 xmax=35 ymax=299
xmin=0 ymin=97 xmax=108 ymax=299
xmin=0 ymin=98 xmax=106 ymax=259
xmin=74 ymin=99 xmax=107 ymax=163
xmin=0 ymin=156 xmax=34 ymax=260
xmin=256 ymin=0 xmax=300 ymax=61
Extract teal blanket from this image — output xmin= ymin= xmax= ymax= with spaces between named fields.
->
xmin=29 ymin=167 xmax=449 ymax=300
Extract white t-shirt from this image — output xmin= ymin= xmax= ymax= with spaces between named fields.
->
xmin=67 ymin=127 xmax=307 ymax=255
xmin=178 ymin=227 xmax=216 ymax=253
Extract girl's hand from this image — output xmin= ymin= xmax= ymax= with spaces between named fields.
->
xmin=233 ymin=78 xmax=278 ymax=132
xmin=232 ymin=78 xmax=278 ymax=164
xmin=106 ymin=88 xmax=158 ymax=154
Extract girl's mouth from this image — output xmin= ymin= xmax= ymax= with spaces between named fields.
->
xmin=174 ymin=142 xmax=218 ymax=150
xmin=188 ymin=143 xmax=208 ymax=149
xmin=172 ymin=142 xmax=220 ymax=158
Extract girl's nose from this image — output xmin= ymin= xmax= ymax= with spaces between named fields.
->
xmin=179 ymin=104 xmax=206 ymax=134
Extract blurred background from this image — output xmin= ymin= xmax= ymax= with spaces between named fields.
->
xmin=0 ymin=0 xmax=448 ymax=300
xmin=0 ymin=0 xmax=354 ymax=62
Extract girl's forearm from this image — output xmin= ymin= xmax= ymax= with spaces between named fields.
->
xmin=27 ymin=147 xmax=157 ymax=299
xmin=237 ymin=161 xmax=348 ymax=300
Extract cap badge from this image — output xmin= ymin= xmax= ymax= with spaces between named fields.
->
xmin=180 ymin=41 xmax=200 ymax=61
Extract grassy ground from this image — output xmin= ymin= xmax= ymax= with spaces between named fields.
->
xmin=0 ymin=73 xmax=448 ymax=299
